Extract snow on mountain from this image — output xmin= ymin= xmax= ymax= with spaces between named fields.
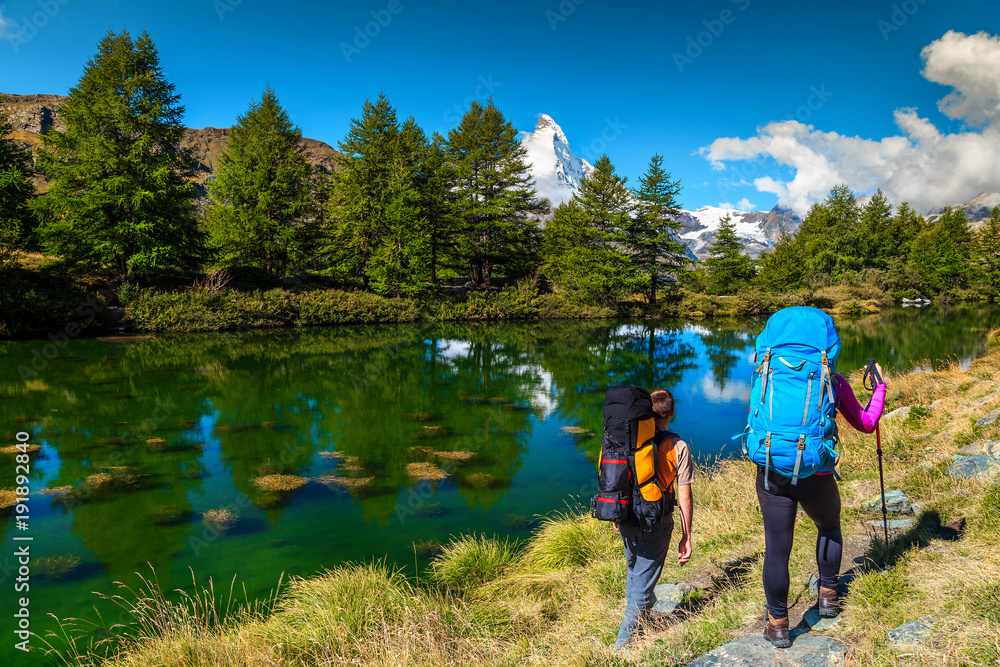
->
xmin=520 ymin=114 xmax=593 ymax=207
xmin=519 ymin=114 xmax=800 ymax=257
xmin=677 ymin=205 xmax=801 ymax=259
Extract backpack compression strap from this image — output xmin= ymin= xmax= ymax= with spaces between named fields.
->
xmin=763 ymin=432 xmax=772 ymax=491
xmin=791 ymin=434 xmax=806 ymax=485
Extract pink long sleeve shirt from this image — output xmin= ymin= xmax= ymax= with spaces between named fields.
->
xmin=832 ymin=373 xmax=886 ymax=433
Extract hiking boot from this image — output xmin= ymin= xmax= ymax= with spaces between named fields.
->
xmin=818 ymin=586 xmax=840 ymax=618
xmin=764 ymin=613 xmax=791 ymax=648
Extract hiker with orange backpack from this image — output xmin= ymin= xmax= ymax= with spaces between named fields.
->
xmin=741 ymin=307 xmax=886 ymax=648
xmin=592 ymin=386 xmax=694 ymax=650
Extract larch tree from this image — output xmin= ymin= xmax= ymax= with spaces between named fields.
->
xmin=444 ymin=99 xmax=547 ymax=286
xmin=33 ymin=29 xmax=202 ymax=281
xmin=627 ymin=154 xmax=688 ymax=304
xmin=0 ymin=108 xmax=35 ymax=267
xmin=207 ymin=87 xmax=314 ymax=275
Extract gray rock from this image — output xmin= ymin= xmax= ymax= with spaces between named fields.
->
xmin=947 ymin=455 xmax=1000 ymax=479
xmin=866 ymin=518 xmax=917 ymax=531
xmin=987 ymin=441 xmax=1000 ymax=458
xmin=886 ymin=618 xmax=934 ymax=650
xmin=960 ymin=441 xmax=985 ymax=455
xmin=978 ymin=408 xmax=1000 ymax=428
xmin=863 ymin=489 xmax=912 ymax=514
xmin=882 ymin=406 xmax=911 ymax=421
xmin=688 ymin=633 xmax=846 ymax=667
xmin=803 ymin=608 xmax=843 ymax=631
xmin=651 ymin=582 xmax=693 ymax=613
xmin=929 ymin=399 xmax=944 ymax=409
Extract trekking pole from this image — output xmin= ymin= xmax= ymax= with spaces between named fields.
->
xmin=864 ymin=358 xmax=890 ymax=564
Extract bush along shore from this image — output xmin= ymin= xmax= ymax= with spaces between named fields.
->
xmin=0 ymin=262 xmax=908 ymax=338
xmin=38 ymin=330 xmax=1000 ymax=666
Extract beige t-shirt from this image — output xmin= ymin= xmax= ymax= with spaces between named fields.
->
xmin=656 ymin=430 xmax=695 ymax=492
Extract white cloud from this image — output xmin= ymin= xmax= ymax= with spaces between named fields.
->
xmin=736 ymin=197 xmax=754 ymax=211
xmin=701 ymin=31 xmax=1000 ymax=217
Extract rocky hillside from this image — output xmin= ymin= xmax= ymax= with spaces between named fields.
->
xmin=0 ymin=92 xmax=339 ymax=190
xmin=926 ymin=192 xmax=999 ymax=229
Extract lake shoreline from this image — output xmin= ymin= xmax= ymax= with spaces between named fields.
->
xmin=1 ymin=265 xmax=961 ymax=340
xmin=41 ymin=329 xmax=1000 ymax=666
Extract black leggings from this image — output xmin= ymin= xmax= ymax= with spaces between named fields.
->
xmin=756 ymin=467 xmax=843 ymax=620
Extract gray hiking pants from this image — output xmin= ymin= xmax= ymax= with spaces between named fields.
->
xmin=615 ymin=517 xmax=674 ymax=649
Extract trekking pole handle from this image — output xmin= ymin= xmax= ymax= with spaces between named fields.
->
xmin=863 ymin=358 xmax=884 ymax=391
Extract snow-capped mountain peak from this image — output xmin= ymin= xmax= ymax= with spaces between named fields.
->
xmin=521 ymin=114 xmax=593 ymax=207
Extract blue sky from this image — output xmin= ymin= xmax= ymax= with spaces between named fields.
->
xmin=1 ymin=0 xmax=998 ymax=214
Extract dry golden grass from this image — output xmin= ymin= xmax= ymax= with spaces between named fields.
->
xmin=251 ymin=475 xmax=308 ymax=492
xmin=406 ymin=462 xmax=449 ymax=481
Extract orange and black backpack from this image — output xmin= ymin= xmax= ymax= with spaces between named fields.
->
xmin=591 ymin=385 xmax=675 ymax=530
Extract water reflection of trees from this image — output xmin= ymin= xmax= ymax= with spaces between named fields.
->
xmin=3 ymin=306 xmax=999 ymax=579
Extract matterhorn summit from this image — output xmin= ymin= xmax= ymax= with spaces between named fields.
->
xmin=520 ymin=114 xmax=594 ymax=208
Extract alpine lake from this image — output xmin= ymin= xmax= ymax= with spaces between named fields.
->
xmin=2 ymin=305 xmax=998 ymax=664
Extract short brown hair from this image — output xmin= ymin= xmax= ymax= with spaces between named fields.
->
xmin=650 ymin=388 xmax=674 ymax=419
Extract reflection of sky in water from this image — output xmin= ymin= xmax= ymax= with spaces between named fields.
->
xmin=699 ymin=374 xmax=752 ymax=404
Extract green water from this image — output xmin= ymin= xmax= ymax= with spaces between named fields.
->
xmin=1 ymin=305 xmax=997 ymax=664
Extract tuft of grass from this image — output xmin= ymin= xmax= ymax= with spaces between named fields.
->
xmin=522 ymin=511 xmax=619 ymax=570
xmin=430 ymin=535 xmax=518 ymax=591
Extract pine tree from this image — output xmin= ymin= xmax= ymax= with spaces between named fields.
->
xmin=0 ymin=108 xmax=35 ymax=267
xmin=704 ymin=214 xmax=755 ymax=293
xmin=326 ymin=93 xmax=425 ymax=295
xmin=444 ymin=100 xmax=547 ymax=285
xmin=32 ymin=29 xmax=202 ymax=281
xmin=627 ymin=154 xmax=688 ymax=304
xmin=542 ymin=200 xmax=598 ymax=296
xmin=207 ymin=88 xmax=313 ymax=275
xmin=755 ymin=230 xmax=807 ymax=291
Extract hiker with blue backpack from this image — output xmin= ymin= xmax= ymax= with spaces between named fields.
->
xmin=742 ymin=306 xmax=886 ymax=648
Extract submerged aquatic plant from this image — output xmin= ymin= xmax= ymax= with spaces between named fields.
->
xmin=414 ymin=425 xmax=451 ymax=440
xmin=252 ymin=474 xmax=309 ymax=492
xmin=0 ymin=488 xmax=17 ymax=512
xmin=32 ymin=554 xmax=82 ymax=580
xmin=0 ymin=444 xmax=41 ymax=455
xmin=149 ymin=505 xmax=194 ymax=526
xmin=202 ymin=508 xmax=239 ymax=531
xmin=145 ymin=438 xmax=168 ymax=451
xmin=406 ymin=462 xmax=448 ymax=481
xmin=315 ymin=474 xmax=374 ymax=490
xmin=319 ymin=450 xmax=344 ymax=460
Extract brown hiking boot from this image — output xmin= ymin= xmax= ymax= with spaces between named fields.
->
xmin=818 ymin=586 xmax=840 ymax=618
xmin=764 ymin=613 xmax=791 ymax=648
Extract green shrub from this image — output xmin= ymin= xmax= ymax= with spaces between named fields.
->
xmin=433 ymin=279 xmax=540 ymax=321
xmin=296 ymin=289 xmax=419 ymax=326
xmin=536 ymin=292 xmax=614 ymax=319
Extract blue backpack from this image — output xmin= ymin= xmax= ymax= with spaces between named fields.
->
xmin=741 ymin=307 xmax=842 ymax=489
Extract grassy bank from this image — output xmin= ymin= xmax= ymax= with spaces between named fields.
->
xmin=41 ymin=333 xmax=1000 ymax=666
